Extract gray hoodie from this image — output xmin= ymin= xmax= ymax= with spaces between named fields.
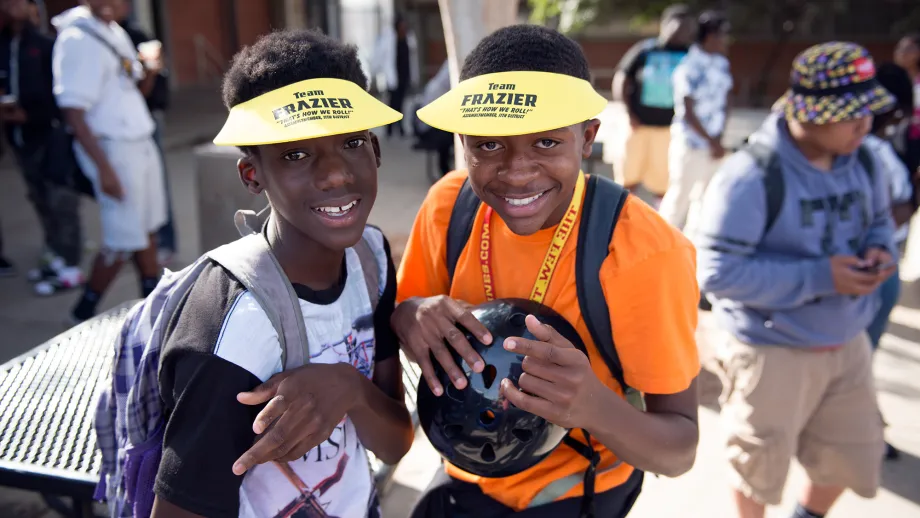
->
xmin=695 ymin=113 xmax=896 ymax=347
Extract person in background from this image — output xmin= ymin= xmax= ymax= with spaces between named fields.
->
xmin=659 ymin=10 xmax=732 ymax=233
xmin=696 ymin=42 xmax=896 ymax=518
xmin=0 ymin=0 xmax=84 ymax=292
xmin=611 ymin=4 xmax=697 ymax=206
xmin=862 ymin=62 xmax=916 ymax=462
xmin=52 ymin=0 xmax=166 ymax=323
xmin=411 ymin=60 xmax=453 ymax=178
xmin=370 ymin=14 xmax=419 ymax=138
xmin=117 ymin=1 xmax=176 ymax=266
xmin=894 ymin=32 xmax=920 ymax=173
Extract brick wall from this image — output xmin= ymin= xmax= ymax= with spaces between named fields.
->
xmin=233 ymin=0 xmax=272 ymax=49
xmin=166 ymin=0 xmax=227 ymax=87
xmin=423 ymin=37 xmax=899 ymax=107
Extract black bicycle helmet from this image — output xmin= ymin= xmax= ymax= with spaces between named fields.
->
xmin=416 ymin=298 xmax=589 ymax=478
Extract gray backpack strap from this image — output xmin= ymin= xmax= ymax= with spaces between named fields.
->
xmin=353 ymin=237 xmax=380 ymax=311
xmin=234 ymin=205 xmax=271 ymax=237
xmin=207 ymin=232 xmax=309 ymax=369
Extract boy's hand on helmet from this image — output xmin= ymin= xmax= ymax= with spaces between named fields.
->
xmin=391 ymin=295 xmax=491 ymax=397
xmin=232 ymin=363 xmax=360 ymax=475
xmin=499 ymin=315 xmax=601 ymax=430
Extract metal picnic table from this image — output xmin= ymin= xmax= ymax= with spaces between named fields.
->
xmin=0 ymin=301 xmax=423 ymax=517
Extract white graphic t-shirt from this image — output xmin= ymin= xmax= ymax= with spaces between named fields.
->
xmin=153 ymin=227 xmax=399 ymax=518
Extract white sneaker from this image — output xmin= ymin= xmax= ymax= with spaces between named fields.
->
xmin=33 ymin=266 xmax=85 ymax=297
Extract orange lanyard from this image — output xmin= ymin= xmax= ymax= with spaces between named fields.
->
xmin=480 ymin=173 xmax=586 ymax=304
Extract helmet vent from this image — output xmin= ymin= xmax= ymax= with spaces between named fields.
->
xmin=481 ymin=364 xmax=497 ymax=389
xmin=479 ymin=409 xmax=496 ymax=425
xmin=509 ymin=312 xmax=527 ymax=327
xmin=444 ymin=424 xmax=463 ymax=438
xmin=481 ymin=443 xmax=496 ymax=462
xmin=512 ymin=428 xmax=533 ymax=443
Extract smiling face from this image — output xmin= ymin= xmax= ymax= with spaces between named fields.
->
xmin=461 ymin=120 xmax=600 ymax=236
xmin=238 ymin=131 xmax=380 ymax=252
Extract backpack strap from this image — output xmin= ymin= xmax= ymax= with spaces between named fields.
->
xmin=446 ymin=178 xmax=482 ymax=282
xmin=742 ymin=141 xmax=785 ymax=237
xmin=353 ymin=236 xmax=381 ymax=311
xmin=574 ymin=175 xmax=632 ymax=401
xmin=856 ymin=145 xmax=875 ymax=181
xmin=209 ymin=210 xmax=310 ymax=370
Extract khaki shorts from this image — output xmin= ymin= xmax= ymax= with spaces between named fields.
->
xmin=613 ymin=125 xmax=670 ymax=195
xmin=713 ymin=332 xmax=885 ymax=505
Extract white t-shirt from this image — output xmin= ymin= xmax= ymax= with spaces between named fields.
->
xmin=51 ymin=6 xmax=155 ymax=140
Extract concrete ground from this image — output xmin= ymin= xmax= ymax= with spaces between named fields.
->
xmin=1 ymin=95 xmax=918 ymax=517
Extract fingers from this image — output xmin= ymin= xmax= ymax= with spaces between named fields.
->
xmin=233 ymin=423 xmax=292 ymax=476
xmin=517 ymin=372 xmax=558 ymax=400
xmin=408 ymin=332 xmax=443 ymax=397
xmin=521 ymin=355 xmax=565 ymax=383
xmin=524 ymin=315 xmax=574 ymax=349
xmin=450 ymin=301 xmax=492 ymax=346
xmin=437 ymin=314 xmax=484 ymax=374
xmin=250 ymin=394 xmax=287 ymax=435
xmin=238 ymin=373 xmax=287 ymax=406
xmin=505 ymin=337 xmax=576 ymax=365
xmin=431 ymin=317 xmax=469 ymax=390
xmin=499 ymin=378 xmax=553 ymax=418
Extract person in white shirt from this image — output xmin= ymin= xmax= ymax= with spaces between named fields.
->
xmin=370 ymin=14 xmax=419 ymax=138
xmin=51 ymin=0 xmax=166 ymax=323
xmin=658 ymin=10 xmax=733 ymax=232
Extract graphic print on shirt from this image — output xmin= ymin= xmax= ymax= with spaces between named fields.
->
xmin=796 ymin=190 xmax=869 ymax=255
xmin=640 ymin=50 xmax=684 ymax=109
xmin=231 ymin=237 xmax=388 ymax=518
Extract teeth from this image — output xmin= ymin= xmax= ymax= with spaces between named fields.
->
xmin=504 ymin=192 xmax=544 ymax=206
xmin=316 ymin=200 xmax=358 ymax=216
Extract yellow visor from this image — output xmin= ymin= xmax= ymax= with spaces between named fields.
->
xmin=213 ymin=77 xmax=403 ymax=146
xmin=416 ymin=71 xmax=607 ymax=136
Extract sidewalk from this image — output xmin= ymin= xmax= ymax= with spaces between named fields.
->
xmin=0 ymin=96 xmax=918 ymax=517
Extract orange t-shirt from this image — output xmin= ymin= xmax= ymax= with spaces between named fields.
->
xmin=396 ymin=170 xmax=701 ymax=511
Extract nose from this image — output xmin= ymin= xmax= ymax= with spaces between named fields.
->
xmin=313 ymin=151 xmax=354 ymax=191
xmin=499 ymin=150 xmax=540 ymax=187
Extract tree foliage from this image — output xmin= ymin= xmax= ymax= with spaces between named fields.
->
xmin=526 ymin=0 xmax=920 ymax=38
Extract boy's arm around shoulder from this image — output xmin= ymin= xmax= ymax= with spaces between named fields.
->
xmin=580 ymin=199 xmax=700 ymax=477
xmin=694 ymin=152 xmax=838 ymax=309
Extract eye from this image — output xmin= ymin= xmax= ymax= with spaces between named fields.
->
xmin=283 ymin=151 xmax=308 ymax=161
xmin=534 ymin=139 xmax=559 ymax=149
xmin=477 ymin=141 xmax=504 ymax=152
xmin=345 ymin=137 xmax=366 ymax=149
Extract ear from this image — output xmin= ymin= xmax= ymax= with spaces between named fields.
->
xmin=370 ymin=131 xmax=382 ymax=168
xmin=238 ymin=157 xmax=264 ymax=195
xmin=580 ymin=119 xmax=601 ymax=159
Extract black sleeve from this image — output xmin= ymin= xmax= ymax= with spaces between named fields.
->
xmin=373 ymin=234 xmax=400 ymax=362
xmin=617 ymin=39 xmax=648 ymax=77
xmin=154 ymin=352 xmax=262 ymax=518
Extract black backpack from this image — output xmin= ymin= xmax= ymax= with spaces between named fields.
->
xmin=741 ymin=140 xmax=876 ymax=236
xmin=445 ymin=174 xmax=643 ymax=408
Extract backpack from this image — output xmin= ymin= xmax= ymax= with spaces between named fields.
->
xmin=93 ymin=208 xmax=382 ymax=518
xmin=740 ymin=140 xmax=876 ymax=236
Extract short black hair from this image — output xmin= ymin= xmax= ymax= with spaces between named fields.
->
xmin=871 ymin=63 xmax=914 ymax=133
xmin=697 ymin=10 xmax=728 ymax=43
xmin=459 ymin=24 xmax=591 ymax=82
xmin=222 ymin=29 xmax=367 ymax=154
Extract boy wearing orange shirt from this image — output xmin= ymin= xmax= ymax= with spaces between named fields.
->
xmin=393 ymin=25 xmax=701 ymax=517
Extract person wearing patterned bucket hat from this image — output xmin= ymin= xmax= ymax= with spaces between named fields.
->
xmin=694 ymin=41 xmax=897 ymax=518
xmin=396 ymin=24 xmax=701 ymax=518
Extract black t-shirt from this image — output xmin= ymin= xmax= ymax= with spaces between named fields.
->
xmin=617 ymin=37 xmax=689 ymax=127
xmin=154 ymin=229 xmax=398 ymax=517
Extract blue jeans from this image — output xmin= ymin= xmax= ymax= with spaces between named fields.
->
xmin=152 ymin=112 xmax=176 ymax=253
xmin=867 ymin=269 xmax=901 ymax=349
